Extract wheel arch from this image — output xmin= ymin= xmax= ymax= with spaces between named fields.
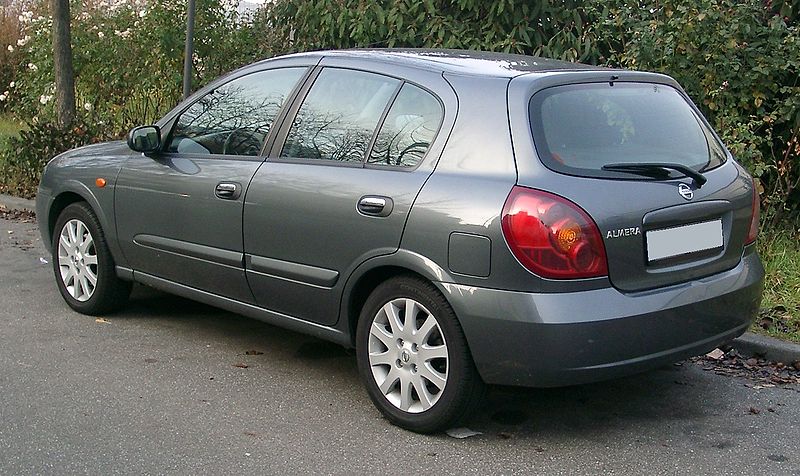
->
xmin=339 ymin=250 xmax=456 ymax=347
xmin=48 ymin=191 xmax=88 ymax=246
xmin=44 ymin=180 xmax=126 ymax=268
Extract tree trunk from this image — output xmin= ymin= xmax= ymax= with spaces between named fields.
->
xmin=51 ymin=0 xmax=75 ymax=129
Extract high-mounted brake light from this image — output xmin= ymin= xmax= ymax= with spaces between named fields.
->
xmin=746 ymin=184 xmax=760 ymax=244
xmin=501 ymin=187 xmax=608 ymax=279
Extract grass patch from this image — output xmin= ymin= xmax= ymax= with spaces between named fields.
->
xmin=755 ymin=226 xmax=800 ymax=344
xmin=0 ymin=115 xmax=23 ymax=142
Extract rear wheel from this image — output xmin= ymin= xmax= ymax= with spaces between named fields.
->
xmin=52 ymin=202 xmax=132 ymax=315
xmin=356 ymin=276 xmax=484 ymax=433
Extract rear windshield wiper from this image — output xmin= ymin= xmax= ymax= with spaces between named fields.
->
xmin=601 ymin=162 xmax=708 ymax=188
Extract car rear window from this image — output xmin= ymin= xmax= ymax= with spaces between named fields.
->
xmin=529 ymin=83 xmax=726 ymax=178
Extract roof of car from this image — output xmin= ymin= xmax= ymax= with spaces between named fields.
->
xmin=278 ymin=48 xmax=610 ymax=78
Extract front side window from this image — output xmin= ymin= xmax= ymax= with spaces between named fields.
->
xmin=281 ymin=68 xmax=400 ymax=163
xmin=367 ymin=83 xmax=442 ymax=168
xmin=167 ymin=67 xmax=306 ymax=156
xmin=529 ymin=83 xmax=726 ymax=177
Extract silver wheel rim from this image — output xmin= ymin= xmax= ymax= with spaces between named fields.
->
xmin=57 ymin=219 xmax=98 ymax=302
xmin=368 ymin=298 xmax=449 ymax=413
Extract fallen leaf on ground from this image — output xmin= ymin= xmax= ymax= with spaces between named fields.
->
xmin=706 ymin=348 xmax=725 ymax=360
xmin=245 ymin=350 xmax=264 ymax=355
xmin=749 ymin=407 xmax=761 ymax=415
xmin=95 ymin=318 xmax=110 ymax=324
xmin=691 ymin=348 xmax=800 ymax=387
xmin=233 ymin=362 xmax=248 ymax=369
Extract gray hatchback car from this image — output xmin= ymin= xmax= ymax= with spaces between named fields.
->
xmin=37 ymin=49 xmax=764 ymax=433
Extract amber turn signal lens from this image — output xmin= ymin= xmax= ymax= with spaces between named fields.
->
xmin=553 ymin=221 xmax=581 ymax=253
xmin=95 ymin=178 xmax=107 ymax=188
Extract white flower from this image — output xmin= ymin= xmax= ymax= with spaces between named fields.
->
xmin=138 ymin=9 xmax=147 ymax=18
xmin=28 ymin=63 xmax=38 ymax=72
xmin=16 ymin=36 xmax=30 ymax=47
xmin=8 ymin=82 xmax=14 ymax=88
xmin=0 ymin=94 xmax=6 ymax=102
xmin=97 ymin=31 xmax=105 ymax=39
xmin=39 ymin=94 xmax=52 ymax=105
xmin=7 ymin=45 xmax=13 ymax=52
xmin=84 ymin=102 xmax=93 ymax=111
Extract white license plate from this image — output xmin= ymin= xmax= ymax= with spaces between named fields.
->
xmin=646 ymin=219 xmax=723 ymax=262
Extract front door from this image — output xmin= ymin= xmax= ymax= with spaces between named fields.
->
xmin=115 ymin=67 xmax=308 ymax=302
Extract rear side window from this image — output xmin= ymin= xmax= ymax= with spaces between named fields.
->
xmin=281 ymin=68 xmax=400 ymax=162
xmin=529 ymin=83 xmax=726 ymax=177
xmin=168 ymin=67 xmax=305 ymax=156
xmin=367 ymin=83 xmax=442 ymax=168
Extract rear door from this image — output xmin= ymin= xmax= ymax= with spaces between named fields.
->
xmin=115 ymin=66 xmax=309 ymax=302
xmin=243 ymin=60 xmax=453 ymax=325
xmin=508 ymin=73 xmax=756 ymax=292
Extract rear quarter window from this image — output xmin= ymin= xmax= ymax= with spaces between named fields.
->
xmin=529 ymin=83 xmax=726 ymax=178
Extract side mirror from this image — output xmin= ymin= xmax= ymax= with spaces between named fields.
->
xmin=127 ymin=125 xmax=162 ymax=155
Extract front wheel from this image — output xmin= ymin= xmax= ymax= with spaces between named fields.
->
xmin=52 ymin=202 xmax=132 ymax=315
xmin=356 ymin=276 xmax=484 ymax=433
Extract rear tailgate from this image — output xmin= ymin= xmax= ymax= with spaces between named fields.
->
xmin=508 ymin=71 xmax=756 ymax=292
xmin=550 ymin=166 xmax=752 ymax=292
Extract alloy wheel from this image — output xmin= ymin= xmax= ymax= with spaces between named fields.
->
xmin=57 ymin=218 xmax=98 ymax=302
xmin=368 ymin=298 xmax=449 ymax=413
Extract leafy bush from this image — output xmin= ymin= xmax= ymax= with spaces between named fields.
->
xmin=267 ymin=0 xmax=601 ymax=61
xmin=6 ymin=0 xmax=266 ymax=136
xmin=0 ymin=116 xmax=109 ymax=198
xmin=0 ymin=1 xmax=27 ymax=114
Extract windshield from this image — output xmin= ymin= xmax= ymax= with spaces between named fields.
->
xmin=529 ymin=83 xmax=726 ymax=177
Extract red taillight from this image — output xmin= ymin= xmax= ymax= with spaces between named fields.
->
xmin=746 ymin=184 xmax=760 ymax=244
xmin=501 ymin=186 xmax=608 ymax=279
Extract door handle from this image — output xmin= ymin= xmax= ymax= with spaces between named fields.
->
xmin=357 ymin=196 xmax=393 ymax=217
xmin=215 ymin=182 xmax=241 ymax=200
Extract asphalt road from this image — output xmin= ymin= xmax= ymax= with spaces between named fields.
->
xmin=1 ymin=216 xmax=798 ymax=475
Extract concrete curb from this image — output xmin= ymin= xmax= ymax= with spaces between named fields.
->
xmin=0 ymin=193 xmax=35 ymax=213
xmin=731 ymin=332 xmax=800 ymax=364
xmin=1 ymin=192 xmax=798 ymax=364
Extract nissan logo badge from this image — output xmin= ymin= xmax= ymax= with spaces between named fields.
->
xmin=678 ymin=183 xmax=694 ymax=200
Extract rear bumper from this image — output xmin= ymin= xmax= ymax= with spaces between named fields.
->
xmin=438 ymin=246 xmax=764 ymax=387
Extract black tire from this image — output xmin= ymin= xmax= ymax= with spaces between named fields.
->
xmin=52 ymin=202 xmax=132 ymax=315
xmin=356 ymin=275 xmax=485 ymax=433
